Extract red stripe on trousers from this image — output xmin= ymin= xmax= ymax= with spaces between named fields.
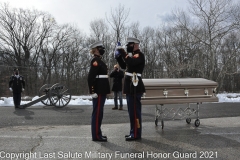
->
xmin=96 ymin=95 xmax=101 ymax=139
xmin=134 ymin=96 xmax=137 ymax=138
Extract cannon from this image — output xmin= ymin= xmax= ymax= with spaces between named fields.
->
xmin=19 ymin=83 xmax=71 ymax=109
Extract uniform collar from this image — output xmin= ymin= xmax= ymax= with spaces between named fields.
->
xmin=94 ymin=54 xmax=102 ymax=59
xmin=133 ymin=49 xmax=140 ymax=54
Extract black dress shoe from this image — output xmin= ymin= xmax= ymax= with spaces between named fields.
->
xmin=125 ymin=135 xmax=130 ymax=138
xmin=15 ymin=105 xmax=24 ymax=109
xmin=102 ymin=135 xmax=107 ymax=139
xmin=18 ymin=105 xmax=25 ymax=109
xmin=92 ymin=137 xmax=107 ymax=142
xmin=125 ymin=136 xmax=141 ymax=141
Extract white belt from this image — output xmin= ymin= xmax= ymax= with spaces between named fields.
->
xmin=96 ymin=75 xmax=108 ymax=78
xmin=125 ymin=72 xmax=141 ymax=77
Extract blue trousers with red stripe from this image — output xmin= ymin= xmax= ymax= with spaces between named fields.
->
xmin=126 ymin=94 xmax=142 ymax=139
xmin=91 ymin=94 xmax=106 ymax=140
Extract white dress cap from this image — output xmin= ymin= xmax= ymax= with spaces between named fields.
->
xmin=126 ymin=37 xmax=140 ymax=44
xmin=89 ymin=41 xmax=103 ymax=49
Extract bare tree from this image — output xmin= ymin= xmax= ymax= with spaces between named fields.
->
xmin=140 ymin=27 xmax=158 ymax=78
xmin=216 ymin=32 xmax=240 ymax=91
xmin=106 ymin=4 xmax=130 ymax=42
xmin=0 ymin=4 xmax=40 ymax=66
xmin=90 ymin=18 xmax=109 ymax=41
xmin=40 ymin=24 xmax=74 ymax=84
xmin=59 ymin=25 xmax=86 ymax=93
xmin=0 ymin=3 xmax=57 ymax=94
xmin=124 ymin=21 xmax=141 ymax=38
xmin=175 ymin=0 xmax=237 ymax=80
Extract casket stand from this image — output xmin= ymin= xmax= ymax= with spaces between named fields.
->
xmin=142 ymin=78 xmax=218 ymax=129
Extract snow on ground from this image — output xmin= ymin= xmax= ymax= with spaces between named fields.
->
xmin=0 ymin=95 xmax=127 ymax=107
xmin=0 ymin=93 xmax=239 ymax=107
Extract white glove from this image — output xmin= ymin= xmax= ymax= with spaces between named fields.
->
xmin=143 ymin=93 xmax=146 ymax=97
xmin=91 ymin=93 xmax=98 ymax=98
xmin=22 ymin=88 xmax=25 ymax=91
xmin=128 ymin=53 xmax=133 ymax=57
xmin=9 ymin=88 xmax=12 ymax=92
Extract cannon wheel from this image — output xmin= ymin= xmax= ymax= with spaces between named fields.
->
xmin=38 ymin=84 xmax=52 ymax=106
xmin=195 ymin=119 xmax=200 ymax=127
xmin=186 ymin=118 xmax=191 ymax=124
xmin=48 ymin=83 xmax=71 ymax=108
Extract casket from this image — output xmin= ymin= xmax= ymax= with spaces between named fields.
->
xmin=142 ymin=78 xmax=218 ymax=105
xmin=141 ymin=78 xmax=218 ymax=128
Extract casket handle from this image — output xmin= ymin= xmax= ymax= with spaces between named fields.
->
xmin=163 ymin=89 xmax=168 ymax=97
xmin=204 ymin=88 xmax=208 ymax=95
xmin=212 ymin=88 xmax=217 ymax=97
xmin=184 ymin=89 xmax=189 ymax=97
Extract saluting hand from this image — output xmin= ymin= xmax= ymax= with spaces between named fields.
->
xmin=118 ymin=48 xmax=127 ymax=58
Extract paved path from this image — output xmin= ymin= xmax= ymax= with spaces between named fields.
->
xmin=0 ymin=103 xmax=239 ymax=160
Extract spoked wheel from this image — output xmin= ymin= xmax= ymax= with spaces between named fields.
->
xmin=186 ymin=118 xmax=191 ymax=124
xmin=195 ymin=119 xmax=200 ymax=127
xmin=48 ymin=83 xmax=71 ymax=108
xmin=38 ymin=84 xmax=52 ymax=106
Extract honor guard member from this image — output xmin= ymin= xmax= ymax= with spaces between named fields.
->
xmin=9 ymin=68 xmax=25 ymax=109
xmin=87 ymin=41 xmax=110 ymax=142
xmin=115 ymin=37 xmax=145 ymax=141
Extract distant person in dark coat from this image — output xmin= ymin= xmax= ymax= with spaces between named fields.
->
xmin=9 ymin=68 xmax=25 ymax=109
xmin=110 ymin=64 xmax=124 ymax=110
xmin=87 ymin=41 xmax=110 ymax=142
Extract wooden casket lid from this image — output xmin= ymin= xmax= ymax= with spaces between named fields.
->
xmin=141 ymin=78 xmax=218 ymax=105
xmin=143 ymin=78 xmax=218 ymax=88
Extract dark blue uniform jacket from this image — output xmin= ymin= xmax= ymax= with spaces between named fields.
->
xmin=9 ymin=75 xmax=25 ymax=94
xmin=116 ymin=49 xmax=145 ymax=94
xmin=88 ymin=56 xmax=110 ymax=95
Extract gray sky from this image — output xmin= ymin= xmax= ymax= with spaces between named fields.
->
xmin=0 ymin=0 xmax=190 ymax=34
